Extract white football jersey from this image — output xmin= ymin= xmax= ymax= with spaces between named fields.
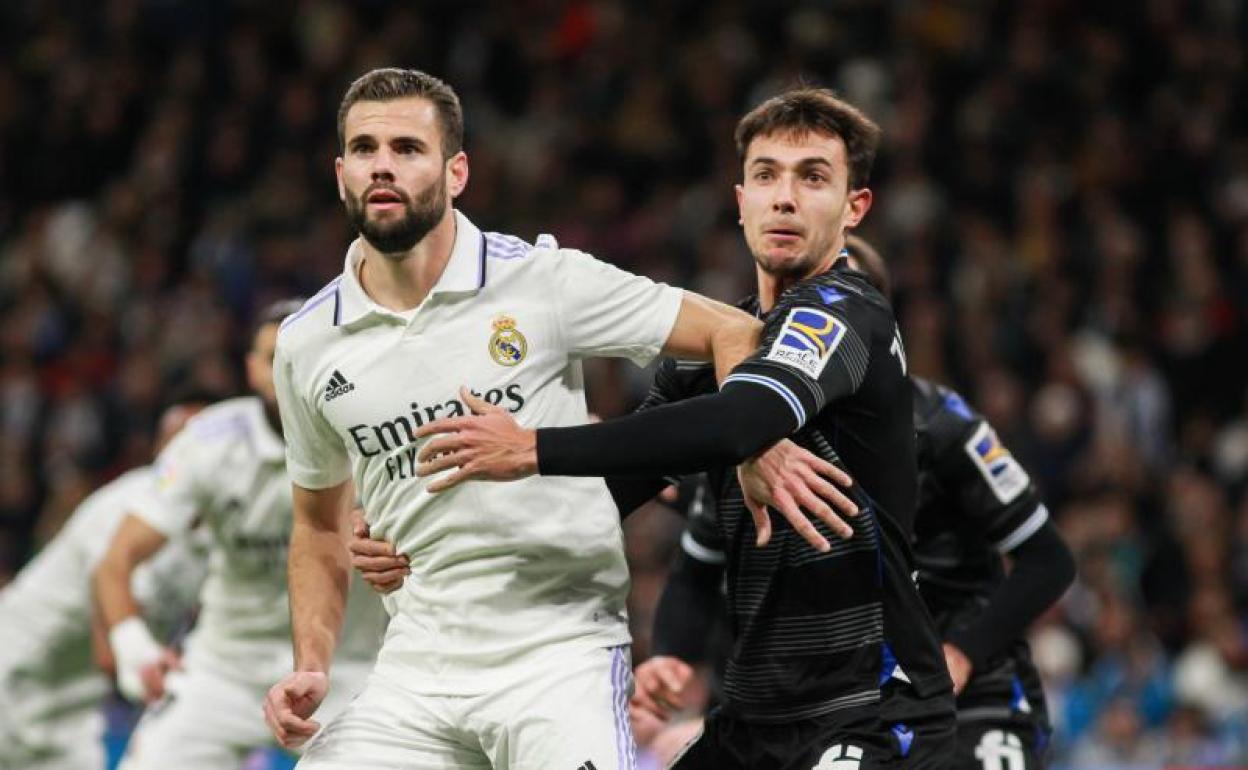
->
xmin=0 ymin=467 xmax=206 ymax=732
xmin=131 ymin=396 xmax=386 ymax=675
xmin=274 ymin=210 xmax=683 ymax=694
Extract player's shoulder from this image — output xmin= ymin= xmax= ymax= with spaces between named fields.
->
xmin=182 ymin=396 xmax=264 ymax=450
xmin=276 ymin=275 xmax=346 ymax=351
xmin=783 ymin=263 xmax=888 ymax=310
xmin=913 ymin=377 xmax=983 ymax=442
xmin=481 ymin=229 xmax=561 ymax=272
xmin=65 ymin=466 xmax=155 ymax=532
xmin=771 ymin=265 xmax=892 ymax=339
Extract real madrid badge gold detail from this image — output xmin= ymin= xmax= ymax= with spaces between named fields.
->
xmin=489 ymin=314 xmax=528 ymax=366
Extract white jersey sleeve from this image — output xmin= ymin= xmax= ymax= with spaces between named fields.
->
xmin=551 ymin=248 xmax=683 ymax=366
xmin=129 ymin=429 xmax=205 ymax=537
xmin=274 ymin=338 xmax=351 ymax=490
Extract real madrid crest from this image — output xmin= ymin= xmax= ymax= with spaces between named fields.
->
xmin=488 ymin=314 xmax=528 ymax=366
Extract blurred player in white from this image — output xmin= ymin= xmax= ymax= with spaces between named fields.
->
xmin=94 ymin=300 xmax=389 ymax=769
xmin=265 ymin=68 xmax=761 ymax=770
xmin=0 ymin=399 xmax=209 ymax=770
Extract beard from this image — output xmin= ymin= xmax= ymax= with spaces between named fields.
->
xmin=344 ymin=174 xmax=448 ymax=256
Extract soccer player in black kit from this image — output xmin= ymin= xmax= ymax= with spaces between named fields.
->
xmin=636 ymin=238 xmax=1076 ymax=769
xmin=415 ymin=89 xmax=957 ymax=769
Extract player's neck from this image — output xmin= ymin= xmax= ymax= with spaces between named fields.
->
xmin=357 ymin=210 xmax=458 ymax=312
xmin=756 ymin=252 xmax=838 ymax=313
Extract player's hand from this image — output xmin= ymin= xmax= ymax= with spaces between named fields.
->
xmin=415 ymin=387 xmax=538 ymax=491
xmin=631 ymin=655 xmax=695 ymax=720
xmin=264 ymin=671 xmax=329 ymax=749
xmin=109 ymin=617 xmax=176 ymax=704
xmin=138 ymin=648 xmax=182 ymax=703
xmin=943 ymin=643 xmax=973 ymax=695
xmin=349 ymin=507 xmax=409 ymax=594
xmin=737 ymin=439 xmax=857 ymax=551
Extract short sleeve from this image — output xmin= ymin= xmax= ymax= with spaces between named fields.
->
xmin=553 ymin=249 xmax=684 ymax=366
xmin=274 ymin=339 xmax=351 ymax=490
xmin=129 ymin=432 xmax=208 ymax=538
xmin=928 ymin=392 xmax=1048 ymax=552
xmin=724 ymin=291 xmax=881 ymax=430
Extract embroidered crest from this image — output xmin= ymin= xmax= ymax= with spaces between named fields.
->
xmin=489 ymin=314 xmax=528 ymax=366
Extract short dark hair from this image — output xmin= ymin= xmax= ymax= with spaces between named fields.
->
xmin=734 ymin=87 xmax=881 ymax=189
xmin=337 ymin=68 xmax=463 ymax=158
xmin=844 ymin=234 xmax=892 ymax=299
xmin=250 ymin=297 xmax=305 ymax=344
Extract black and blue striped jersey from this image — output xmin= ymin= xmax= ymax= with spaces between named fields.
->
xmin=641 ymin=259 xmax=950 ymax=721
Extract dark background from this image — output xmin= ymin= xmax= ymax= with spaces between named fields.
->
xmin=1 ymin=1 xmax=1246 ymax=765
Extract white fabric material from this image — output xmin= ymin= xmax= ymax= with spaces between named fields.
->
xmin=0 ymin=466 xmax=206 ymax=767
xmin=118 ymin=651 xmax=373 ymax=770
xmin=129 ymin=396 xmax=387 ymax=667
xmin=109 ymin=616 xmax=164 ymax=703
xmin=297 ymin=645 xmax=636 ymax=769
xmin=274 ymin=210 xmax=682 ymax=696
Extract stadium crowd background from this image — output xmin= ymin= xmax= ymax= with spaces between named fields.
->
xmin=1 ymin=0 xmax=1246 ymax=766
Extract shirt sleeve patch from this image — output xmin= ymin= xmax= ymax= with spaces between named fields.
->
xmin=764 ymin=306 xmax=847 ymax=379
xmin=964 ymin=421 xmax=1031 ymax=504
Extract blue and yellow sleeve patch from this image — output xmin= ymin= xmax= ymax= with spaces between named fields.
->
xmin=764 ymin=306 xmax=847 ymax=379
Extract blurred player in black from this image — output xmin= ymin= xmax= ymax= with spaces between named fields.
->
xmin=415 ymin=88 xmax=956 ymax=769
xmin=637 ymin=237 xmax=1076 ymax=769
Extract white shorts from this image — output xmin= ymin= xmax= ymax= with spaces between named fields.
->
xmin=118 ymin=651 xmax=369 ymax=770
xmin=0 ymin=704 xmax=104 ymax=770
xmin=298 ymin=644 xmax=636 ymax=770
xmin=0 ymin=675 xmax=106 ymax=770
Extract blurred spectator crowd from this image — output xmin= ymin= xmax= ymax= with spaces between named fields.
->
xmin=1 ymin=0 xmax=1246 ymax=765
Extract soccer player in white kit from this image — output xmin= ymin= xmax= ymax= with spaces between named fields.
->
xmin=263 ymin=68 xmax=761 ymax=769
xmin=94 ymin=300 xmax=389 ymax=769
xmin=0 ymin=401 xmax=208 ymax=770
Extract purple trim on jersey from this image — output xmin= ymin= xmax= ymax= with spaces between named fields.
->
xmin=332 ymin=286 xmax=342 ymax=326
xmin=281 ymin=277 xmax=343 ymax=330
xmin=189 ymin=412 xmax=249 ymax=443
xmin=478 ymin=235 xmax=487 ymax=289
xmin=484 ymin=232 xmax=533 ymax=260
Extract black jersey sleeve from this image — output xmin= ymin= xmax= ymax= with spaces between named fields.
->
xmin=536 ymin=287 xmax=891 ymax=477
xmin=604 ymin=357 xmax=716 ymax=515
xmin=945 ymin=519 xmax=1075 ymax=667
xmin=653 ymin=486 xmax=725 ymax=661
xmin=723 ymin=286 xmax=890 ymax=431
xmin=927 ymin=388 xmax=1048 ymax=550
xmin=924 ymin=384 xmax=1076 ymax=665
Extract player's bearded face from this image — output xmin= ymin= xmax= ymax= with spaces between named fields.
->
xmin=344 ymin=171 xmax=448 ymax=256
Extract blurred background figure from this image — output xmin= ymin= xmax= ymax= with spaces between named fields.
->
xmin=1 ymin=1 xmax=1246 ymax=767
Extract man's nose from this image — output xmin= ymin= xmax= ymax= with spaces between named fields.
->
xmin=772 ymin=175 xmax=796 ymax=213
xmin=369 ymin=147 xmax=396 ymax=181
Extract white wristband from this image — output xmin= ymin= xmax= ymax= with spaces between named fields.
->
xmin=108 ymin=616 xmax=162 ymax=702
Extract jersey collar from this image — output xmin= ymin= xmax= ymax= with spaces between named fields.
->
xmin=334 ymin=209 xmax=486 ymax=327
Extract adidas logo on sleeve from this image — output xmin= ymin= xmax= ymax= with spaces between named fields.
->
xmin=324 ymin=370 xmax=355 ymax=401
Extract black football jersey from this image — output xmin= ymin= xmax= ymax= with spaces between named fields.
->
xmin=642 ymin=261 xmax=950 ymax=721
xmin=911 ymin=376 xmax=1051 ymax=725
